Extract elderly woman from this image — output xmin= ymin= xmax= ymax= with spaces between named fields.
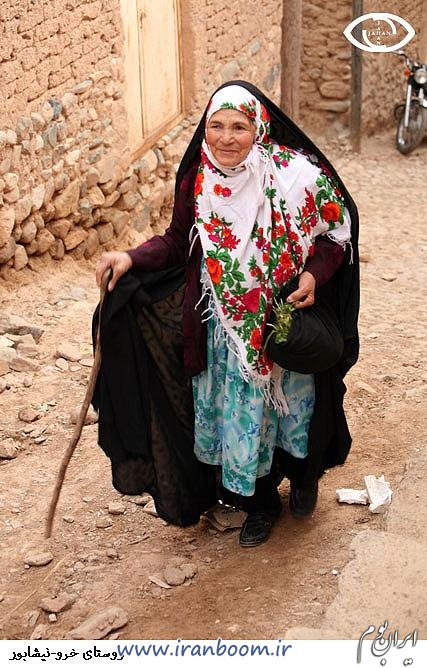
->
xmin=94 ymin=81 xmax=359 ymax=547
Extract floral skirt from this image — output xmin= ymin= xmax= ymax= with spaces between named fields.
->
xmin=192 ymin=312 xmax=315 ymax=497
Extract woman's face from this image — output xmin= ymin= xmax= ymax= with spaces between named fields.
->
xmin=205 ymin=109 xmax=256 ymax=167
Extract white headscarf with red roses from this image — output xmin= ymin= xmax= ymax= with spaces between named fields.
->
xmin=193 ymin=85 xmax=350 ymax=412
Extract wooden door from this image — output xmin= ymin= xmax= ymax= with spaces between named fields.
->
xmin=120 ymin=0 xmax=182 ymax=150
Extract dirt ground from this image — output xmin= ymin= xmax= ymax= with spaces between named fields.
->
xmin=0 ymin=131 xmax=426 ymax=641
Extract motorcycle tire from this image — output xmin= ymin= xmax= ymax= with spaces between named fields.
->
xmin=396 ymin=101 xmax=427 ymax=154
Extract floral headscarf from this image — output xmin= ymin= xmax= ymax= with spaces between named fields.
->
xmin=194 ymin=85 xmax=350 ymax=412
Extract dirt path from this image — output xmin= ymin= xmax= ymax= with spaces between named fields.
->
xmin=0 ymin=133 xmax=426 ymax=640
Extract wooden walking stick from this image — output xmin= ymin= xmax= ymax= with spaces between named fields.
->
xmin=45 ymin=268 xmax=112 ymax=538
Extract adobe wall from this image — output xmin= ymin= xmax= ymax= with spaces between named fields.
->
xmin=299 ymin=1 xmax=424 ymax=135
xmin=0 ymin=0 xmax=284 ymax=278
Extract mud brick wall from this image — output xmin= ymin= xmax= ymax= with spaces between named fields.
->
xmin=299 ymin=0 xmax=424 ymax=134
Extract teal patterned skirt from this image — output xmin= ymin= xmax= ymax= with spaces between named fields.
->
xmin=192 ymin=311 xmax=315 ymax=497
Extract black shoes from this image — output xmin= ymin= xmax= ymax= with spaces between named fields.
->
xmin=239 ymin=506 xmax=281 ymax=547
xmin=289 ymin=479 xmax=318 ymax=518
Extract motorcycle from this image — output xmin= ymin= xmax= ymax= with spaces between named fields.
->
xmin=393 ymin=50 xmax=427 ymax=154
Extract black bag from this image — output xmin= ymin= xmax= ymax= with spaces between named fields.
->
xmin=265 ymin=280 xmax=344 ymax=374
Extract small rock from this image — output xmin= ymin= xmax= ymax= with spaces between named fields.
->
xmin=142 ymin=499 xmax=158 ymax=517
xmin=40 ymin=592 xmax=77 ymax=614
xmin=181 ymin=563 xmax=198 ymax=580
xmin=18 ymin=407 xmax=41 ymax=423
xmin=0 ymin=377 xmax=7 ymax=393
xmin=16 ymin=343 xmax=38 ymax=358
xmin=148 ymin=574 xmax=171 ymax=589
xmin=68 ymin=606 xmax=128 ymax=640
xmin=96 ymin=517 xmax=113 ymax=529
xmin=0 ymin=438 xmax=18 ymax=459
xmin=23 ymin=375 xmax=33 ymax=387
xmin=106 ymin=548 xmax=119 ymax=559
xmin=79 ymin=358 xmax=93 ymax=368
xmin=56 ymin=342 xmax=81 ymax=362
xmin=128 ymin=494 xmax=152 ymax=506
xmin=24 ymin=551 xmax=54 ymax=567
xmin=48 ymin=613 xmax=57 ymax=623
xmin=55 ymin=357 xmax=69 ymax=371
xmin=9 ymin=357 xmax=40 ymax=373
xmin=354 ymin=381 xmax=376 ymax=396
xmin=0 ymin=315 xmax=44 ymax=342
xmin=163 ymin=565 xmax=186 ymax=586
xmin=108 ymin=502 xmax=125 ymax=515
xmin=0 ymin=360 xmax=10 ymax=376
xmin=62 ymin=515 xmax=74 ymax=524
xmin=70 ymin=405 xmax=98 ymax=425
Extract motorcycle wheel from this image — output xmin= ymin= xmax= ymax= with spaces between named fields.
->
xmin=396 ymin=101 xmax=427 ymax=154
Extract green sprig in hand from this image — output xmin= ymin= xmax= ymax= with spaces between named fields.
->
xmin=264 ymin=299 xmax=295 ymax=350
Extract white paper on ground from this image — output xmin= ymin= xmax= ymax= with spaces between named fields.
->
xmin=336 ymin=488 xmax=369 ymax=505
xmin=364 ymin=474 xmax=393 ymax=513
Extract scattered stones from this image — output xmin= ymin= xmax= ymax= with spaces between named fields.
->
xmin=0 ymin=314 xmax=44 ymax=342
xmin=68 ymin=606 xmax=128 ymax=640
xmin=40 ymin=592 xmax=77 ymax=614
xmin=108 ymin=502 xmax=125 ymax=515
xmin=24 ymin=551 xmax=54 ymax=567
xmin=96 ymin=517 xmax=113 ymax=529
xmin=70 ymin=405 xmax=98 ymax=425
xmin=56 ymin=342 xmax=81 ymax=362
xmin=0 ymin=438 xmax=18 ymax=459
xmin=18 ymin=407 xmax=41 ymax=423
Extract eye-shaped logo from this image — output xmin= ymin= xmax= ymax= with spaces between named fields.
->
xmin=343 ymin=13 xmax=415 ymax=52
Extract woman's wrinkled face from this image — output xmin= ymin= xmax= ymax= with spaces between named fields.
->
xmin=205 ymin=108 xmax=256 ymax=167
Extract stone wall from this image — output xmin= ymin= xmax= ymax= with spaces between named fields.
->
xmin=362 ymin=0 xmax=424 ymax=134
xmin=299 ymin=1 xmax=424 ymax=135
xmin=0 ymin=0 xmax=284 ymax=277
xmin=181 ymin=0 xmax=282 ymax=111
xmin=0 ymin=0 xmax=123 ymax=125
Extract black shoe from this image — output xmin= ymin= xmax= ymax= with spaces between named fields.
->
xmin=289 ymin=479 xmax=318 ymax=518
xmin=239 ymin=507 xmax=281 ymax=547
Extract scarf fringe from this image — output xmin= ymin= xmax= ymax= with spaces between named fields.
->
xmin=326 ymin=232 xmax=354 ymax=265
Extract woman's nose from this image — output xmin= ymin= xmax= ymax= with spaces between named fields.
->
xmin=219 ymin=130 xmax=234 ymax=144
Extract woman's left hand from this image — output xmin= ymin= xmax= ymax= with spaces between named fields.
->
xmin=286 ymin=271 xmax=316 ymax=309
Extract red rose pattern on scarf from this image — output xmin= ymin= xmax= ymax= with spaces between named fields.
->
xmin=196 ymin=89 xmax=349 ymax=385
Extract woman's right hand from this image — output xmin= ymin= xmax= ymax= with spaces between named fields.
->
xmin=95 ymin=251 xmax=133 ymax=292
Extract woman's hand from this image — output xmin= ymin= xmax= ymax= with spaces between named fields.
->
xmin=286 ymin=271 xmax=316 ymax=309
xmin=95 ymin=251 xmax=133 ymax=292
